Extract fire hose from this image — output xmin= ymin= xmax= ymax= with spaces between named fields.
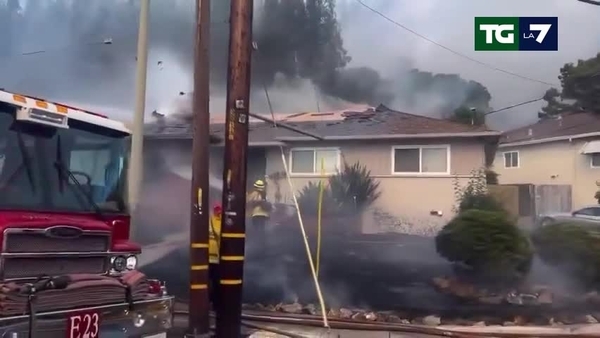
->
xmin=174 ymin=309 xmax=600 ymax=338
xmin=262 ymin=83 xmax=329 ymax=328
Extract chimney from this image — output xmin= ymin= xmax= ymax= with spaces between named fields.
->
xmin=527 ymin=128 xmax=533 ymax=137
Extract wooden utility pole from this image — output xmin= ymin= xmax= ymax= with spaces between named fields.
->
xmin=215 ymin=0 xmax=254 ymax=336
xmin=187 ymin=0 xmax=211 ymax=337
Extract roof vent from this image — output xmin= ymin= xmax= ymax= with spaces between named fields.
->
xmin=527 ymin=128 xmax=533 ymax=137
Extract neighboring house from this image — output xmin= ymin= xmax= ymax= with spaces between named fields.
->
xmin=143 ymin=104 xmax=500 ymax=234
xmin=494 ymin=111 xmax=600 ymax=211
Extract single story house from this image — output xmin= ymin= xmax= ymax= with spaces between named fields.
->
xmin=493 ymin=111 xmax=600 ymax=211
xmin=143 ymin=104 xmax=500 ymax=234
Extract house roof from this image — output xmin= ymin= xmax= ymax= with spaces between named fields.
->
xmin=501 ymin=111 xmax=600 ymax=146
xmin=144 ymin=104 xmax=500 ymax=144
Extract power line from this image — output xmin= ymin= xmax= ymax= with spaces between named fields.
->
xmin=577 ymin=0 xmax=600 ymax=6
xmin=355 ymin=0 xmax=560 ymax=87
xmin=484 ymin=97 xmax=544 ymax=116
xmin=1 ymin=19 xmax=231 ymax=61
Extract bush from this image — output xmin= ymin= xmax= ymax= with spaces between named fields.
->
xmin=485 ymin=169 xmax=499 ymax=185
xmin=532 ymin=223 xmax=600 ymax=287
xmin=436 ymin=210 xmax=533 ymax=283
xmin=296 ymin=181 xmax=339 ymax=217
xmin=459 ymin=193 xmax=505 ymax=214
xmin=329 ymin=161 xmax=381 ymax=213
xmin=296 ymin=161 xmax=381 ymax=217
xmin=453 ymin=168 xmax=505 ymax=214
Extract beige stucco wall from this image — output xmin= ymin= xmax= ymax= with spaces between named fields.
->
xmin=264 ymin=139 xmax=487 ymax=234
xmin=493 ymin=137 xmax=600 ymax=210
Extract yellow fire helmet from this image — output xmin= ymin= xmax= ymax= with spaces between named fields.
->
xmin=253 ymin=179 xmax=265 ymax=190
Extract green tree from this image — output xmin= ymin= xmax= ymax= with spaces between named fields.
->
xmin=451 ymin=106 xmax=486 ymax=126
xmin=541 ymin=53 xmax=600 ymax=116
xmin=400 ymin=71 xmax=492 ymax=124
xmin=253 ymin=0 xmax=349 ymax=86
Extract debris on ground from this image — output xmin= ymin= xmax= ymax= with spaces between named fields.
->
xmin=422 ymin=315 xmax=441 ymax=326
xmin=242 ymin=302 xmax=600 ymax=327
xmin=431 ymin=276 xmax=600 ymax=307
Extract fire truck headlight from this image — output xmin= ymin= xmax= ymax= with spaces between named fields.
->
xmin=111 ymin=256 xmax=127 ymax=272
xmin=126 ymin=255 xmax=138 ymax=270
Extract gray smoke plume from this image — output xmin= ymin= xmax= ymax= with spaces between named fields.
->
xmin=1 ymin=0 xmax=599 ymax=130
xmin=1 ymin=0 xmax=492 ymax=122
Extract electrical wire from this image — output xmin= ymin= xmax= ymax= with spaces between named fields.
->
xmin=484 ymin=97 xmax=545 ymax=116
xmin=261 ymin=82 xmax=330 ymax=329
xmin=354 ymin=0 xmax=560 ymax=87
xmin=577 ymin=0 xmax=600 ymax=6
xmin=0 ymin=19 xmax=231 ymax=62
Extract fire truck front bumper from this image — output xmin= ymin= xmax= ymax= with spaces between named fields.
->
xmin=0 ymin=296 xmax=174 ymax=338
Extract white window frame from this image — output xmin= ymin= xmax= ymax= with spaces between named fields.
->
xmin=503 ymin=151 xmax=520 ymax=169
xmin=391 ymin=144 xmax=451 ymax=175
xmin=288 ymin=147 xmax=341 ymax=175
xmin=590 ymin=153 xmax=600 ymax=168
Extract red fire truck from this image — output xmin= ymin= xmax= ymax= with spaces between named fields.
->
xmin=0 ymin=89 xmax=173 ymax=337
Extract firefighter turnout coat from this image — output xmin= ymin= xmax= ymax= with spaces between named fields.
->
xmin=209 ymin=213 xmax=221 ymax=264
xmin=247 ymin=190 xmax=270 ymax=218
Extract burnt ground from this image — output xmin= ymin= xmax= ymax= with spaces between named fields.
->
xmin=142 ymin=228 xmax=454 ymax=311
xmin=142 ymin=225 xmax=600 ymax=322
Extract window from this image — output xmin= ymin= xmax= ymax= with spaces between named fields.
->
xmin=591 ymin=154 xmax=600 ymax=168
xmin=392 ymin=145 xmax=449 ymax=174
xmin=289 ymin=148 xmax=340 ymax=174
xmin=503 ymin=151 xmax=519 ymax=168
xmin=69 ymin=149 xmax=113 ymax=186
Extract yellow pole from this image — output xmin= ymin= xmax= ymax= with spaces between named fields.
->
xmin=315 ymin=158 xmax=325 ymax=278
xmin=128 ymin=0 xmax=150 ymax=237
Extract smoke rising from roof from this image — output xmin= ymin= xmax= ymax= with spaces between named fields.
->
xmin=0 ymin=0 xmax=598 ymax=130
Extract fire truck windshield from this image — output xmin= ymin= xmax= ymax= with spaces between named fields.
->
xmin=0 ymin=103 xmax=129 ymax=214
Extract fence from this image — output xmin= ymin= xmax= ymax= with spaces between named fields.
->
xmin=489 ymin=184 xmax=572 ymax=228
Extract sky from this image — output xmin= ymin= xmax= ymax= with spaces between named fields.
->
xmin=1 ymin=0 xmax=599 ymax=131
xmin=338 ymin=0 xmax=600 ymax=129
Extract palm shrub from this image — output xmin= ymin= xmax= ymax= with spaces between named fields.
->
xmin=436 ymin=209 xmax=533 ymax=283
xmin=531 ymin=222 xmax=600 ymax=287
xmin=296 ymin=181 xmax=339 ymax=217
xmin=329 ymin=161 xmax=381 ymax=214
xmin=296 ymin=161 xmax=381 ymax=217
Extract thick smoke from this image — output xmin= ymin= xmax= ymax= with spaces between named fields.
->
xmin=0 ymin=0 xmax=491 ymax=120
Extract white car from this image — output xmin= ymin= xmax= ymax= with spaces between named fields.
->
xmin=538 ymin=205 xmax=600 ymax=227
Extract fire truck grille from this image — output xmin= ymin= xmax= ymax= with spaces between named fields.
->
xmin=3 ymin=232 xmax=110 ymax=253
xmin=2 ymin=257 xmax=108 ymax=279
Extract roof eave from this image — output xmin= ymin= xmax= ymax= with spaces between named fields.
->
xmin=212 ymin=141 xmax=286 ymax=147
xmin=144 ymin=134 xmax=222 ymax=144
xmin=276 ymin=131 xmax=501 ymax=142
xmin=499 ymin=131 xmax=600 ymax=148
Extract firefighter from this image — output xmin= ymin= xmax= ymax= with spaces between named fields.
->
xmin=246 ymin=179 xmax=271 ymax=233
xmin=208 ymin=204 xmax=222 ymax=309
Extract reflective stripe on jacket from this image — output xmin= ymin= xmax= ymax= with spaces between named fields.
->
xmin=247 ymin=190 xmax=269 ymax=217
xmin=209 ymin=215 xmax=221 ymax=264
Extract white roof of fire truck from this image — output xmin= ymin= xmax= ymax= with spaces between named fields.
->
xmin=0 ymin=89 xmax=130 ymax=133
